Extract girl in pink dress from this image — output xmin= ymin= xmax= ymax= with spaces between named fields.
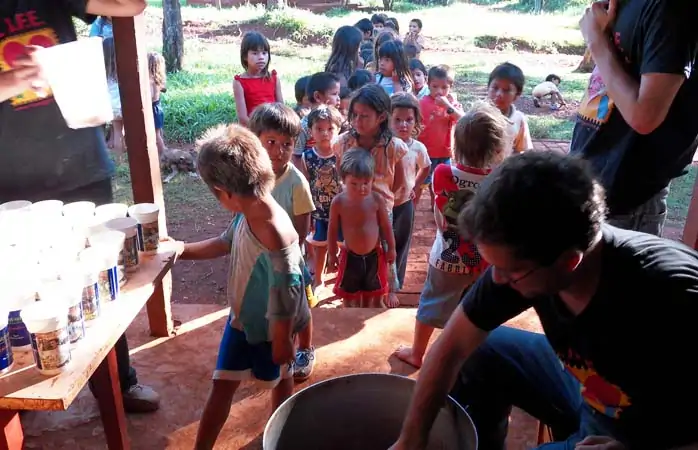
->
xmin=232 ymin=32 xmax=283 ymax=126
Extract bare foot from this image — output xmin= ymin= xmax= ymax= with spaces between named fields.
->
xmin=384 ymin=292 xmax=400 ymax=308
xmin=393 ymin=346 xmax=423 ymax=369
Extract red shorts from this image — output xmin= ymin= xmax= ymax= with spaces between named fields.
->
xmin=333 ymin=246 xmax=389 ymax=299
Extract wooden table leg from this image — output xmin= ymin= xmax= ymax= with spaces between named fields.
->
xmin=93 ymin=347 xmax=130 ymax=450
xmin=146 ymin=275 xmax=174 ymax=337
xmin=0 ymin=410 xmax=22 ymax=450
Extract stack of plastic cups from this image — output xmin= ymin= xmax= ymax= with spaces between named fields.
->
xmin=6 ymin=280 xmax=37 ymax=353
xmin=0 ymin=307 xmax=13 ymax=374
xmin=31 ymin=200 xmax=64 ymax=217
xmin=105 ymin=217 xmax=140 ymax=275
xmin=79 ymin=245 xmax=120 ymax=304
xmin=128 ymin=203 xmax=160 ymax=255
xmin=95 ymin=203 xmax=128 ymax=222
xmin=0 ymin=200 xmax=31 ymax=213
xmin=80 ymin=261 xmax=101 ymax=321
xmin=63 ymin=201 xmax=96 ymax=248
xmin=39 ymin=277 xmax=85 ymax=345
xmin=89 ymin=230 xmax=126 ymax=287
xmin=21 ymin=300 xmax=71 ymax=376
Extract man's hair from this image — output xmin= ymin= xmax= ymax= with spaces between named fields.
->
xmin=371 ymin=13 xmax=386 ymax=25
xmin=488 ymin=62 xmax=525 ymax=94
xmin=340 ymin=148 xmax=374 ymax=180
xmin=427 ymin=64 xmax=455 ymax=85
xmin=410 ymin=18 xmax=423 ymax=29
xmin=545 ymin=73 xmax=561 ymax=83
xmin=355 ymin=18 xmax=373 ymax=35
xmin=404 ymin=43 xmax=418 ymax=60
xmin=196 ymin=124 xmax=275 ymax=198
xmin=459 ymin=152 xmax=607 ymax=265
xmin=307 ymin=105 xmax=344 ymax=129
xmin=306 ymin=72 xmax=341 ymax=105
xmin=294 ymin=75 xmax=310 ymax=103
xmin=454 ymin=102 xmax=510 ymax=168
xmin=248 ymin=103 xmax=302 ymax=138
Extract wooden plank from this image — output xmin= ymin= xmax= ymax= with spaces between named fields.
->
xmin=0 ymin=411 xmax=22 ymax=450
xmin=93 ymin=348 xmax=130 ymax=450
xmin=0 ymin=251 xmax=175 ymax=411
xmin=113 ymin=15 xmax=173 ymax=337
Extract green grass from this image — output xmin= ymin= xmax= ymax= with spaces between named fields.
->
xmin=668 ymin=166 xmax=697 ymax=225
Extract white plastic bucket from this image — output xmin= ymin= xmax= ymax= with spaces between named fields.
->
xmin=0 ymin=309 xmax=14 ymax=374
xmin=0 ymin=200 xmax=32 ymax=213
xmin=128 ymin=203 xmax=160 ymax=254
xmin=80 ymin=246 xmax=119 ymax=303
xmin=95 ymin=203 xmax=128 ymax=222
xmin=31 ymin=200 xmax=64 ymax=217
xmin=105 ymin=217 xmax=140 ymax=273
xmin=21 ymin=301 xmax=71 ymax=376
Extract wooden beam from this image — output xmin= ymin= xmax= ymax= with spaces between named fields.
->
xmin=93 ymin=348 xmax=130 ymax=450
xmin=113 ymin=15 xmax=174 ymax=337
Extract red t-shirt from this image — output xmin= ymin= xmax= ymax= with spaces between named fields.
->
xmin=418 ymin=95 xmax=460 ymax=159
xmin=234 ymin=70 xmax=278 ymax=115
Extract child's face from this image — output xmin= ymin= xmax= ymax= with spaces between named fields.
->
xmin=379 ymin=57 xmax=395 ymax=76
xmin=409 ymin=21 xmax=420 ymax=34
xmin=363 ymin=31 xmax=372 ymax=40
xmin=428 ymin=77 xmax=452 ymax=99
xmin=391 ymin=107 xmax=416 ymax=142
xmin=552 ymin=78 xmax=560 ymax=86
xmin=373 ymin=23 xmax=384 ymax=33
xmin=339 ymin=98 xmax=350 ymax=118
xmin=315 ymin=82 xmax=341 ymax=108
xmin=246 ymin=49 xmax=268 ymax=73
xmin=411 ymin=69 xmax=426 ymax=89
xmin=351 ymin=102 xmax=385 ymax=137
xmin=310 ymin=118 xmax=338 ymax=151
xmin=488 ymin=77 xmax=519 ymax=113
xmin=343 ymin=175 xmax=373 ymax=199
xmin=258 ymin=130 xmax=294 ymax=176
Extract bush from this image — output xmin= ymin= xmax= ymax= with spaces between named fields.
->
xmin=260 ymin=8 xmax=334 ymax=44
xmin=473 ymin=34 xmax=585 ymax=55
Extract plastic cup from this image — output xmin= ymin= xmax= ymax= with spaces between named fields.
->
xmin=0 ymin=200 xmax=32 ymax=213
xmin=105 ymin=217 xmax=140 ymax=273
xmin=34 ymin=37 xmax=113 ymax=129
xmin=95 ymin=203 xmax=128 ymax=222
xmin=63 ymin=201 xmax=96 ymax=220
xmin=6 ymin=283 xmax=37 ymax=352
xmin=21 ymin=300 xmax=71 ymax=376
xmin=128 ymin=203 xmax=160 ymax=254
xmin=79 ymin=246 xmax=119 ymax=303
xmin=80 ymin=268 xmax=101 ymax=321
xmin=0 ymin=308 xmax=13 ymax=374
xmin=38 ymin=278 xmax=85 ymax=344
xmin=89 ymin=230 xmax=126 ymax=286
xmin=31 ymin=200 xmax=64 ymax=217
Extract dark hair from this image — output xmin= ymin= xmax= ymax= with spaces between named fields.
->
xmin=404 ymin=43 xmax=418 ymax=60
xmin=294 ymin=75 xmax=310 ymax=104
xmin=196 ymin=124 xmax=275 ymax=198
xmin=410 ymin=18 xmax=423 ymax=29
xmin=360 ymin=41 xmax=374 ymax=65
xmin=307 ymin=105 xmax=344 ymax=129
xmin=355 ymin=18 xmax=373 ymax=36
xmin=427 ymin=64 xmax=455 ymax=85
xmin=409 ymin=58 xmax=427 ymax=74
xmin=391 ymin=92 xmax=423 ymax=136
xmin=370 ymin=14 xmax=386 ymax=25
xmin=488 ymin=62 xmax=525 ymax=94
xmin=384 ymin=19 xmax=397 ymax=31
xmin=340 ymin=86 xmax=352 ymax=100
xmin=306 ymin=72 xmax=341 ymax=105
xmin=248 ymin=102 xmax=302 ymax=139
xmin=348 ymin=69 xmax=373 ymax=91
xmin=373 ymin=30 xmax=396 ymax=64
xmin=388 ymin=17 xmax=400 ymax=33
xmin=460 ymin=152 xmax=607 ymax=265
xmin=454 ymin=102 xmax=510 ymax=168
xmin=348 ymin=84 xmax=392 ymax=140
xmin=240 ymin=31 xmax=271 ymax=77
xmin=545 ymin=74 xmax=561 ymax=83
xmin=325 ymin=25 xmax=363 ymax=85
xmin=378 ymin=40 xmax=413 ymax=88
xmin=340 ymin=148 xmax=374 ymax=180
xmin=102 ymin=37 xmax=117 ymax=82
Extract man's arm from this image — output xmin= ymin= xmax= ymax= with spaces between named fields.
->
xmin=86 ymin=0 xmax=147 ymax=17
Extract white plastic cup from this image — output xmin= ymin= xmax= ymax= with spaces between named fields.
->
xmin=63 ymin=201 xmax=96 ymax=220
xmin=0 ymin=200 xmax=32 ymax=213
xmin=89 ymin=230 xmax=126 ymax=286
xmin=31 ymin=200 xmax=64 ymax=217
xmin=37 ymin=278 xmax=85 ymax=344
xmin=105 ymin=217 xmax=140 ymax=273
xmin=81 ymin=269 xmax=101 ymax=321
xmin=34 ymin=37 xmax=114 ymax=129
xmin=95 ymin=203 xmax=128 ymax=222
xmin=0 ymin=309 xmax=14 ymax=374
xmin=21 ymin=301 xmax=71 ymax=376
xmin=128 ymin=203 xmax=160 ymax=254
xmin=6 ymin=284 xmax=36 ymax=352
xmin=80 ymin=246 xmax=120 ymax=303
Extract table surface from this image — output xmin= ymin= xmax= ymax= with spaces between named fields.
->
xmin=0 ymin=250 xmax=175 ymax=411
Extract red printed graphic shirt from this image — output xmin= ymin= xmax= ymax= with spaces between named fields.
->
xmin=418 ymin=95 xmax=461 ymax=159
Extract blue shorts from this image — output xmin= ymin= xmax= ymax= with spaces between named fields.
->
xmin=417 ymin=265 xmax=475 ymax=329
xmin=309 ymin=218 xmax=343 ymax=245
xmin=213 ymin=321 xmax=292 ymax=388
xmin=424 ymin=157 xmax=451 ymax=185
xmin=153 ymin=100 xmax=164 ymax=130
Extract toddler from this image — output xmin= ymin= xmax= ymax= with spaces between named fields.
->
xmin=403 ymin=18 xmax=425 ymax=58
xmin=394 ymin=102 xmax=511 ymax=368
xmin=178 ymin=124 xmax=310 ymax=448
xmin=419 ymin=65 xmax=464 ymax=210
xmin=487 ymin=62 xmax=533 ymax=153
xmin=148 ymin=51 xmax=167 ymax=154
xmin=327 ymin=149 xmax=395 ymax=308
xmin=293 ymin=75 xmax=311 ymax=118
xmin=233 ymin=32 xmax=283 ymax=126
xmin=532 ymin=73 xmax=567 ymax=109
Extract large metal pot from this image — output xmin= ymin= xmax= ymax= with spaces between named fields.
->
xmin=264 ymin=373 xmax=478 ymax=450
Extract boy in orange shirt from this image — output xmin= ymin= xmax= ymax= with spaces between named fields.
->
xmin=418 ymin=64 xmax=465 ymax=210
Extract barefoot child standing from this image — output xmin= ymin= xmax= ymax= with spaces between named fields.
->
xmin=394 ymin=102 xmax=510 ymax=368
xmin=327 ymin=149 xmax=396 ymax=308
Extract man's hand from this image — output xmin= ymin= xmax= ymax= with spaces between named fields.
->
xmin=579 ymin=0 xmax=617 ymax=45
xmin=576 ymin=436 xmax=625 ymax=450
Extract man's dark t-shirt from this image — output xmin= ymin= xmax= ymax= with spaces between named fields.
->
xmin=570 ymin=0 xmax=698 ymax=215
xmin=0 ymin=0 xmax=114 ymax=201
xmin=462 ymin=225 xmax=698 ymax=449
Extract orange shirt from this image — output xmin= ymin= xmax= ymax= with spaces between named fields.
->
xmin=419 ymin=95 xmax=460 ymax=159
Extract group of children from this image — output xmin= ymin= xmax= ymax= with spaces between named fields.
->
xmin=162 ymin=16 xmax=562 ymax=449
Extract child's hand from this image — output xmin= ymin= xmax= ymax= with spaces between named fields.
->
xmin=159 ymin=236 xmax=185 ymax=260
xmin=410 ymin=188 xmax=419 ymax=201
xmin=272 ymin=336 xmax=295 ymax=366
xmin=326 ymin=254 xmax=339 ymax=273
xmin=434 ymin=95 xmax=451 ymax=109
xmin=386 ymin=248 xmax=397 ymax=264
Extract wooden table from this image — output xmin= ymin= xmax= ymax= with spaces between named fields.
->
xmin=0 ymin=251 xmax=175 ymax=450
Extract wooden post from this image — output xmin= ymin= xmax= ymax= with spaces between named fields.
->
xmin=113 ymin=15 xmax=174 ymax=337
xmin=93 ymin=348 xmax=130 ymax=450
xmin=0 ymin=411 xmax=22 ymax=450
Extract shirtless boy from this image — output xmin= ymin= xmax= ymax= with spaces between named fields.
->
xmin=327 ymin=148 xmax=396 ymax=308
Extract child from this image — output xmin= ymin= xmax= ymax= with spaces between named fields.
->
xmin=384 ymin=18 xmax=398 ymax=33
xmin=182 ymin=124 xmax=310 ymax=448
xmin=339 ymin=86 xmax=352 ymax=119
xmin=299 ymin=106 xmax=344 ymax=289
xmin=355 ymin=18 xmax=374 ymax=43
xmin=394 ymin=102 xmax=511 ymax=368
xmin=409 ymin=59 xmax=429 ymax=99
xmin=487 ymin=62 xmax=533 ymax=153
xmin=371 ymin=13 xmax=387 ymax=36
xmin=360 ymin=41 xmax=375 ymax=69
xmin=325 ymin=25 xmax=363 ymax=88
xmin=366 ymin=30 xmax=397 ymax=73
xmin=348 ymin=69 xmax=374 ymax=91
xmin=293 ymin=75 xmax=312 ymax=118
xmin=148 ymin=51 xmax=167 ymax=155
xmin=333 ymin=84 xmax=408 ymax=308
xmin=293 ymin=72 xmax=341 ymax=166
xmin=327 ymin=149 xmax=395 ymax=308
xmin=376 ymin=40 xmax=413 ymax=95
xmin=388 ymin=17 xmax=400 ymax=34
xmin=532 ymin=73 xmax=566 ymax=109
xmin=403 ymin=18 xmax=425 ymax=58
xmin=390 ymin=92 xmax=430 ymax=289
xmin=102 ymin=37 xmax=123 ymax=155
xmin=404 ymin=43 xmax=418 ymax=61
xmin=248 ymin=103 xmax=317 ymax=381
xmin=233 ymin=31 xmax=283 ymax=126
xmin=419 ymin=65 xmax=464 ymax=210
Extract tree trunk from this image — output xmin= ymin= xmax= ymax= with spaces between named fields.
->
xmin=574 ymin=48 xmax=595 ymax=73
xmin=162 ymin=0 xmax=184 ymax=73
